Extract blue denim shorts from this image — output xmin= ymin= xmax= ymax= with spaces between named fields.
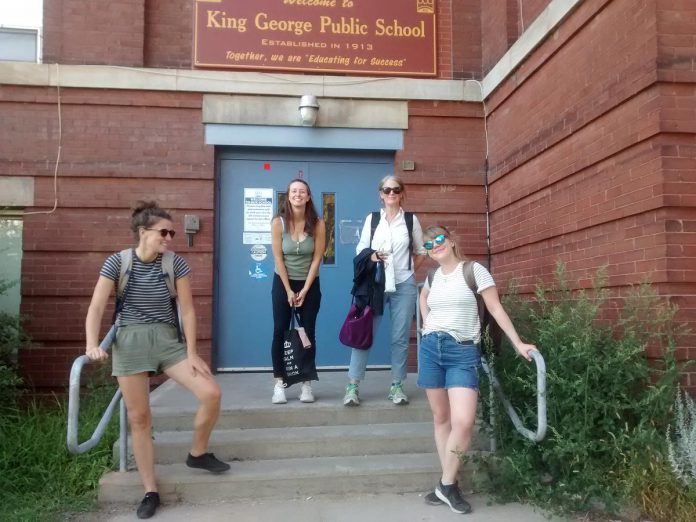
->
xmin=417 ymin=332 xmax=481 ymax=390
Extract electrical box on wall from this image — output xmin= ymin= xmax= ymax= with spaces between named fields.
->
xmin=184 ymin=215 xmax=200 ymax=247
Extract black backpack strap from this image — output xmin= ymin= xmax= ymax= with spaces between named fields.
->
xmin=369 ymin=211 xmax=380 ymax=245
xmin=404 ymin=211 xmax=414 ymax=270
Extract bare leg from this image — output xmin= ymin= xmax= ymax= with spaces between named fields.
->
xmin=441 ymin=387 xmax=478 ymax=483
xmin=164 ymin=359 xmax=222 ymax=456
xmin=117 ymin=373 xmax=156 ymax=493
xmin=425 ymin=388 xmax=451 ymax=471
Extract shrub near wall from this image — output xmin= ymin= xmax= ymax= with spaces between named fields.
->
xmin=478 ymin=263 xmax=691 ymax=518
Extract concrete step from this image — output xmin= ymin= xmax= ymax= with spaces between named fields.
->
xmin=116 ymin=421 xmax=490 ymax=464
xmin=99 ymin=452 xmax=480 ymax=503
xmin=152 ymin=401 xmax=434 ymax=431
xmin=148 ymin=374 xmax=435 ymax=431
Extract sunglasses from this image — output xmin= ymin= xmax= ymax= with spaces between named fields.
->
xmin=423 ymin=234 xmax=446 ymax=250
xmin=145 ymin=228 xmax=176 ymax=239
xmin=381 ymin=186 xmax=402 ymax=195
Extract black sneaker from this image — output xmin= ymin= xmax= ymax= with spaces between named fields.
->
xmin=435 ymin=481 xmax=472 ymax=514
xmin=424 ymin=490 xmax=444 ymax=505
xmin=186 ymin=452 xmax=231 ymax=473
xmin=136 ymin=492 xmax=160 ymax=519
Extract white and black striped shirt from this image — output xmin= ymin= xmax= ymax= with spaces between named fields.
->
xmin=100 ymin=250 xmax=190 ymax=326
xmin=422 ymin=262 xmax=495 ymax=343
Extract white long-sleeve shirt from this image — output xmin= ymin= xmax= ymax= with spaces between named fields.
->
xmin=355 ymin=208 xmax=426 ymax=285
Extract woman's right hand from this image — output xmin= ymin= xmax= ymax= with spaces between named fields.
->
xmin=371 ymin=251 xmax=387 ymax=262
xmin=85 ymin=345 xmax=109 ymax=362
xmin=286 ymin=289 xmax=296 ymax=307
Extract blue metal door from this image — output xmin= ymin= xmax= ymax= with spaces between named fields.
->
xmin=216 ymin=149 xmax=393 ymax=370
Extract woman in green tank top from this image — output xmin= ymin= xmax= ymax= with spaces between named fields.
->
xmin=269 ymin=178 xmax=326 ymax=404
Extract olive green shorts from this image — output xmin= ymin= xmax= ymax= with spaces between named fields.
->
xmin=112 ymin=323 xmax=187 ymax=377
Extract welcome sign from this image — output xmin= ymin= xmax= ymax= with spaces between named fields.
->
xmin=193 ymin=0 xmax=437 ymax=76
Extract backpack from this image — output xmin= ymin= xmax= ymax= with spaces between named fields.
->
xmin=113 ymin=249 xmax=183 ymax=341
xmin=426 ymin=261 xmax=503 ymax=354
xmin=370 ymin=211 xmax=415 ymax=270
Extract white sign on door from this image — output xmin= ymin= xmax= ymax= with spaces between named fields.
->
xmin=243 ymin=188 xmax=274 ymax=232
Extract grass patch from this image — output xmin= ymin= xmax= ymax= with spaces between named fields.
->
xmin=0 ymin=384 xmax=119 ymax=522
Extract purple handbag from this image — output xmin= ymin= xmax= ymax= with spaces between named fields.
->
xmin=339 ymin=301 xmax=374 ymax=349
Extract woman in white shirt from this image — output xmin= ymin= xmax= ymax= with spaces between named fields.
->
xmin=343 ymin=175 xmax=425 ymax=407
xmin=418 ymin=225 xmax=536 ymax=514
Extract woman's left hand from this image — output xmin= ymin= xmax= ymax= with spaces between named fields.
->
xmin=294 ymin=287 xmax=308 ymax=307
xmin=188 ymin=353 xmax=213 ymax=378
xmin=515 ymin=342 xmax=538 ymax=362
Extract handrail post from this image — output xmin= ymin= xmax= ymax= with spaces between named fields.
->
xmin=119 ymin=398 xmax=127 ymax=472
xmin=67 ymin=326 xmax=123 ymax=455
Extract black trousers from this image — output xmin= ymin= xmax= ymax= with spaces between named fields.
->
xmin=271 ymin=273 xmax=321 ymax=382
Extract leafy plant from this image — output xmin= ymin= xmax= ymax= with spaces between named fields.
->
xmin=667 ymin=388 xmax=696 ymax=486
xmin=477 ymin=262 xmax=684 ymax=516
xmin=0 ymin=277 xmax=27 ymax=412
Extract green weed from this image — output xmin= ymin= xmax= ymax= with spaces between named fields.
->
xmin=477 ymin=262 xmax=687 ymax=517
xmin=0 ymin=385 xmax=119 ymax=522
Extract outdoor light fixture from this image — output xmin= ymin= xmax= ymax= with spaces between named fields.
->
xmin=299 ymin=95 xmax=319 ymax=126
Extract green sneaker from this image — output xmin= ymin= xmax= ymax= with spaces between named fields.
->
xmin=343 ymin=383 xmax=360 ymax=406
xmin=388 ymin=382 xmax=409 ymax=405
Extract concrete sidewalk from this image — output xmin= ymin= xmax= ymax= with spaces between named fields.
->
xmin=82 ymin=493 xmax=565 ymax=521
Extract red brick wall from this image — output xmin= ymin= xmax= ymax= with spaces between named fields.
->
xmin=485 ymin=0 xmax=696 ymax=388
xmin=451 ymin=0 xmax=482 ymax=79
xmin=144 ymin=0 xmax=193 ymax=69
xmin=397 ymin=100 xmax=487 ymax=372
xmin=0 ymin=86 xmax=214 ymax=387
xmin=43 ymin=0 xmax=145 ymax=66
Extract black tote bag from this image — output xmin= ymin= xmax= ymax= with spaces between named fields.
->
xmin=282 ymin=307 xmax=316 ymax=386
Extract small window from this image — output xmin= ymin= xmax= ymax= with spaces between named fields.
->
xmin=322 ymin=193 xmax=335 ymax=265
xmin=0 ymin=27 xmax=40 ymax=63
xmin=0 ymin=214 xmax=23 ymax=315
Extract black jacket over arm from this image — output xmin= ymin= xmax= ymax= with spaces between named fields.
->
xmin=351 ymin=248 xmax=385 ymax=316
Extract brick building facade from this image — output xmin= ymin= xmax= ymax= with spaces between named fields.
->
xmin=1 ymin=0 xmax=694 ymax=389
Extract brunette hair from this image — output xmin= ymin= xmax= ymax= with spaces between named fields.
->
xmin=130 ymin=200 xmax=171 ymax=238
xmin=423 ymin=224 xmax=462 ymax=260
xmin=280 ymin=178 xmax=320 ymax=236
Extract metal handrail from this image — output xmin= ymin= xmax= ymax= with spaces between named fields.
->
xmin=415 ymin=286 xmax=547 ymax=443
xmin=480 ymin=349 xmax=547 ymax=442
xmin=67 ymin=325 xmax=128 ymax=472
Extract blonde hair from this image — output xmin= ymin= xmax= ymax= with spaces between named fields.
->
xmin=423 ymin=225 xmax=462 ymax=260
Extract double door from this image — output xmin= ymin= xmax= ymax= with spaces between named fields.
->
xmin=216 ymin=149 xmax=394 ymax=370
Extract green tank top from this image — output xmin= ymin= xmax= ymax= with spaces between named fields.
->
xmin=279 ymin=230 xmax=314 ymax=280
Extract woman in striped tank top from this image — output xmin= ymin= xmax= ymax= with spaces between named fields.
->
xmin=84 ymin=201 xmax=228 ymax=519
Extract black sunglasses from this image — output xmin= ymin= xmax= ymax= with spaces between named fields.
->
xmin=423 ymin=234 xmax=446 ymax=250
xmin=145 ymin=228 xmax=176 ymax=239
xmin=381 ymin=186 xmax=402 ymax=195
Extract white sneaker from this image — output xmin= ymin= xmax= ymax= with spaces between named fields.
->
xmin=299 ymin=382 xmax=315 ymax=403
xmin=272 ymin=382 xmax=287 ymax=404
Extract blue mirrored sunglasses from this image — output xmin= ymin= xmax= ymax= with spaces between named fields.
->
xmin=423 ymin=234 xmax=446 ymax=250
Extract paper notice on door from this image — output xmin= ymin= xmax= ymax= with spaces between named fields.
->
xmin=244 ymin=188 xmax=274 ymax=232
xmin=243 ymin=232 xmax=272 ymax=245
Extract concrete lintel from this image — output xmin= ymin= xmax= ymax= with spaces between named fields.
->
xmin=0 ymin=177 xmax=34 ymax=207
xmin=203 ymin=95 xmax=408 ymax=129
xmin=482 ymin=0 xmax=583 ymax=98
xmin=0 ymin=62 xmax=477 ymax=102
